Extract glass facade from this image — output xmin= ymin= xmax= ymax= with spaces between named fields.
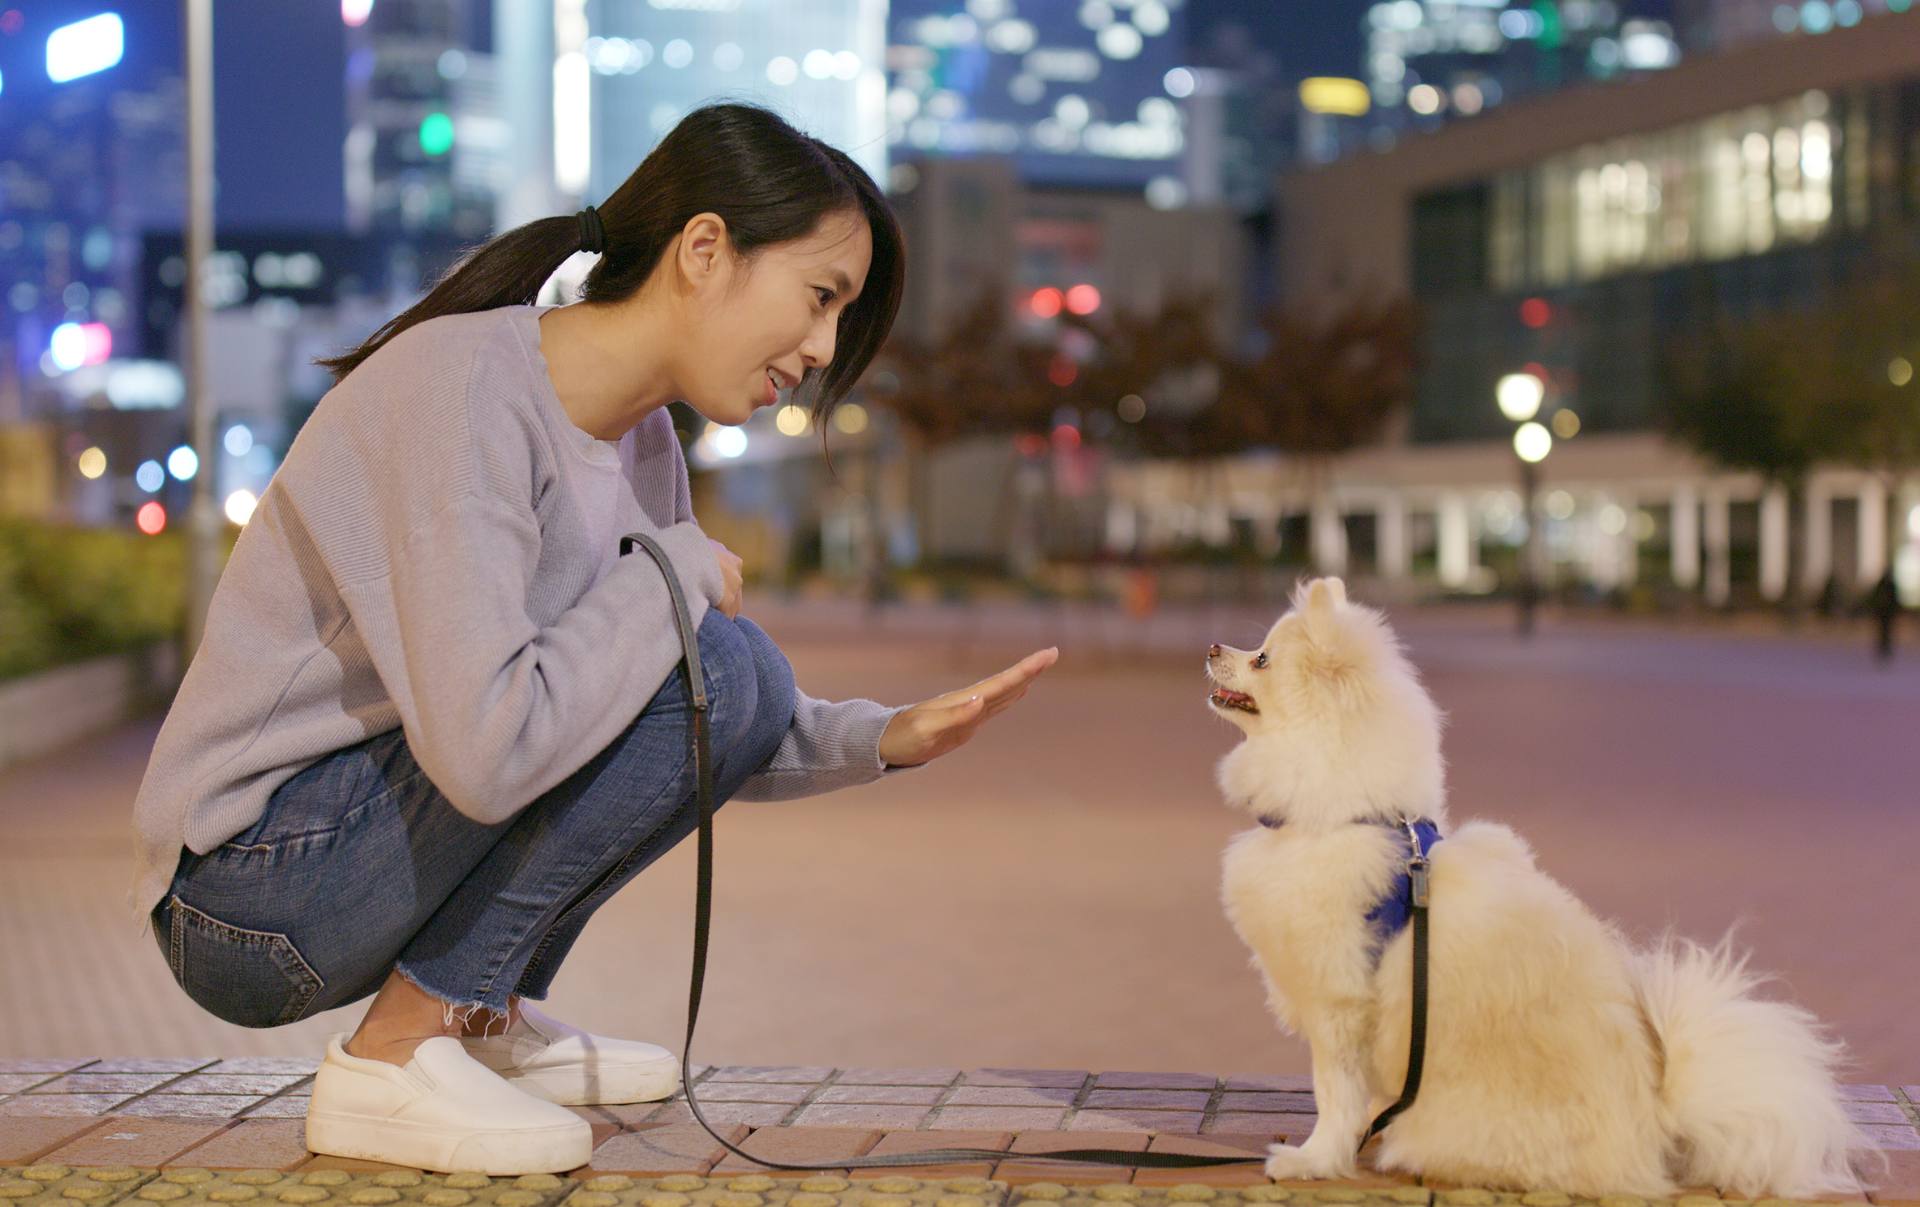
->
xmin=585 ymin=0 xmax=888 ymax=205
xmin=883 ymin=0 xmax=1190 ymax=191
xmin=1486 ymin=87 xmax=1870 ymax=290
xmin=344 ymin=0 xmax=499 ymax=237
xmin=1408 ymin=78 xmax=1920 ymax=444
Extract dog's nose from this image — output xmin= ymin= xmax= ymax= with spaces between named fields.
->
xmin=1208 ymin=643 xmax=1222 ymax=658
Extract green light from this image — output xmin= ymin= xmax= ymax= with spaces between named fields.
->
xmin=1891 ymin=0 xmax=1911 ymax=12
xmin=1533 ymin=0 xmax=1563 ymax=49
xmin=419 ymin=112 xmax=454 ymax=156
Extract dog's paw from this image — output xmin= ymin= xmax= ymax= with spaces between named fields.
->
xmin=1263 ymin=1143 xmax=1338 ymax=1182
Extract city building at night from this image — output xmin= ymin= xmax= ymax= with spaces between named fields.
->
xmin=343 ymin=0 xmax=502 ymax=238
xmin=570 ymin=0 xmax=888 ymax=206
xmin=1362 ymin=0 xmax=1681 ymax=142
xmin=1187 ymin=7 xmax=1920 ymax=606
xmin=1673 ymin=0 xmax=1909 ymax=52
xmin=883 ymin=0 xmax=1185 ymax=193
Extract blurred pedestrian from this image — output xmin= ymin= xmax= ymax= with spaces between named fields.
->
xmin=1867 ymin=567 xmax=1901 ymax=665
xmin=126 ymin=100 xmax=1057 ymax=1174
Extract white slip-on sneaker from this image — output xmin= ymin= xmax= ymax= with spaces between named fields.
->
xmin=306 ymin=1032 xmax=594 ymax=1174
xmin=458 ymin=1002 xmax=680 ymax=1107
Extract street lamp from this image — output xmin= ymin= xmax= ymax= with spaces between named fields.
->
xmin=1497 ymin=372 xmax=1552 ymax=637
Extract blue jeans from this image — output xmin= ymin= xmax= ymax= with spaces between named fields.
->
xmin=150 ymin=610 xmax=796 ymax=1031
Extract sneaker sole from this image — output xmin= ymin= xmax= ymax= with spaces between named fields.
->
xmin=499 ymin=1060 xmax=680 ymax=1107
xmin=306 ymin=1110 xmax=592 ymax=1175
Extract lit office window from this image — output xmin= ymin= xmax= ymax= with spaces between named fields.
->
xmin=1488 ymin=90 xmax=1839 ymax=289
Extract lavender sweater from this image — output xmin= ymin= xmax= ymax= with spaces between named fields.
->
xmin=126 ymin=303 xmax=912 ymax=938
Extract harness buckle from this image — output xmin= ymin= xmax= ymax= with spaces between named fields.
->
xmin=1400 ymin=816 xmax=1432 ymax=909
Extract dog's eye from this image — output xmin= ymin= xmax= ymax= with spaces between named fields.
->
xmin=1253 ymin=652 xmax=1269 ymax=669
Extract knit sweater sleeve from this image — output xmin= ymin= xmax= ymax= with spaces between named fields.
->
xmin=336 ymin=493 xmax=725 ymax=825
xmin=321 ymin=358 xmax=727 ymax=826
xmin=667 ymin=426 xmax=920 ymax=802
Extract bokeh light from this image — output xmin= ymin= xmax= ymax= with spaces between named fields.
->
xmin=1497 ymin=372 xmax=1545 ymax=422
xmin=1514 ymin=422 xmax=1552 ymax=462
xmin=775 ymin=404 xmax=810 ymax=436
xmin=224 ymin=490 xmax=258 ymax=525
xmin=832 ymin=403 xmax=869 ymax=435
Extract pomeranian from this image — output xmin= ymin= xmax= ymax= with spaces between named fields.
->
xmin=1209 ymin=576 xmax=1873 ymax=1197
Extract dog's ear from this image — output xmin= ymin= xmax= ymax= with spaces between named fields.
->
xmin=1306 ymin=578 xmax=1347 ymax=614
xmin=1297 ymin=580 xmax=1371 ymax=707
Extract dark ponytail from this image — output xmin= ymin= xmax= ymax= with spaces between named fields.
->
xmin=314 ymin=100 xmax=906 ymax=432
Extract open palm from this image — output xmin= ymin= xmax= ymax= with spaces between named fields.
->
xmin=877 ymin=647 xmax=1059 ymax=768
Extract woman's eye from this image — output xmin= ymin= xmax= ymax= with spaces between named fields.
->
xmin=1253 ymin=652 xmax=1269 ymax=669
xmin=814 ymin=287 xmax=835 ymax=307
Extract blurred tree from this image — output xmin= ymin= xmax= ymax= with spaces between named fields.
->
xmin=1798 ymin=272 xmax=1920 ymax=580
xmin=1662 ymin=278 xmax=1920 ymax=609
xmin=871 ymin=280 xmax=1053 ymax=570
xmin=1670 ymin=306 xmax=1849 ymax=610
xmin=1217 ymin=296 xmax=1418 ymax=571
xmin=1056 ymin=289 xmax=1229 ymax=457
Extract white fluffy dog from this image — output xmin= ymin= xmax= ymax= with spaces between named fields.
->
xmin=1209 ymin=576 xmax=1873 ymax=1197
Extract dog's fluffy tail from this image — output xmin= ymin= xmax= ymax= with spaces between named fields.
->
xmin=1632 ymin=926 xmax=1878 ymax=1199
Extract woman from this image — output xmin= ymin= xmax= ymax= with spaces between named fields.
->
xmin=124 ymin=101 xmax=1056 ymax=1174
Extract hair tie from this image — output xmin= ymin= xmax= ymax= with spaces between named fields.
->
xmin=576 ymin=206 xmax=606 ymax=255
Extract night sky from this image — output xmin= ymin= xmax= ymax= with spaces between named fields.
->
xmin=1189 ymin=0 xmax=1374 ymax=80
xmin=3 ymin=0 xmax=1670 ymax=232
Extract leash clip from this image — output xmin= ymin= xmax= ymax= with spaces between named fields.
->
xmin=1400 ymin=816 xmax=1432 ymax=909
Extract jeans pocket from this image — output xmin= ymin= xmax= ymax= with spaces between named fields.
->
xmin=165 ymin=894 xmax=325 ymax=1028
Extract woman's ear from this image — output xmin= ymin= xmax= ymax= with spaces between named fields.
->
xmin=678 ymin=212 xmax=728 ymax=285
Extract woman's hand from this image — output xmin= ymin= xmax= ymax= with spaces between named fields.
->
xmin=877 ymin=647 xmax=1059 ymax=769
xmin=709 ymin=539 xmax=744 ymax=619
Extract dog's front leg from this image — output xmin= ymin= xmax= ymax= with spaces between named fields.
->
xmin=1265 ymin=1010 xmax=1374 ymax=1181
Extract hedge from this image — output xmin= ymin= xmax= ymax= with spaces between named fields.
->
xmin=0 ymin=516 xmax=236 ymax=683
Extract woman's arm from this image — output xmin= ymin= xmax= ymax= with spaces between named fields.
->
xmin=667 ymin=420 xmax=1051 ymax=797
xmin=731 ymin=691 xmax=920 ymax=802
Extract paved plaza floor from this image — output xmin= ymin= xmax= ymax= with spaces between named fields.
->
xmin=1 ymin=598 xmax=1915 ymax=1197
xmin=0 ymin=1057 xmax=1915 ymax=1201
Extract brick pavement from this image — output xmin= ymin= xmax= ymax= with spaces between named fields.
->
xmin=1 ymin=1061 xmax=1916 ymax=1205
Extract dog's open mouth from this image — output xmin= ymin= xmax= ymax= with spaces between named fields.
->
xmin=1208 ymin=688 xmax=1259 ymax=714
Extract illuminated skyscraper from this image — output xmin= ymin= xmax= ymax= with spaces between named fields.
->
xmin=883 ymin=0 xmax=1191 ymax=193
xmin=573 ymin=0 xmax=889 ymax=205
xmin=0 ymin=8 xmax=184 ymax=413
xmin=343 ymin=0 xmax=503 ymax=237
xmin=1363 ymin=0 xmax=1681 ymax=139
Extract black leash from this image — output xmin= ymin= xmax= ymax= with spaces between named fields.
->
xmin=1356 ymin=819 xmax=1434 ymax=1154
xmin=619 ymin=531 xmax=1430 ymax=1171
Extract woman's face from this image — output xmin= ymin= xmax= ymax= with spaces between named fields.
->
xmin=676 ymin=207 xmax=872 ymax=428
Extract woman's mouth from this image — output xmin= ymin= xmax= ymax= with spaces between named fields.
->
xmin=1209 ymin=688 xmax=1259 ymax=714
xmin=761 ymin=369 xmax=778 ymax=406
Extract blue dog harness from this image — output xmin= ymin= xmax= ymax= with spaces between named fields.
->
xmin=1256 ymin=813 xmax=1444 ymax=949
xmin=1256 ymin=811 xmax=1443 ymax=1150
xmin=1362 ymin=816 xmax=1443 ymax=950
